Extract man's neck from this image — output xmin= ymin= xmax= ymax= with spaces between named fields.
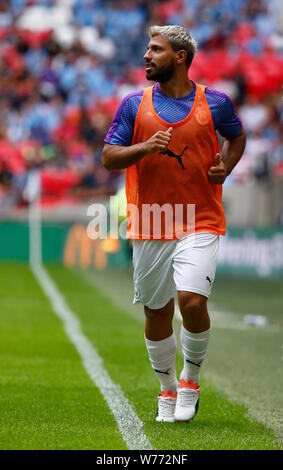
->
xmin=158 ymin=76 xmax=193 ymax=98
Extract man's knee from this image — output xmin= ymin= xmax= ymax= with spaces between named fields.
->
xmin=144 ymin=298 xmax=174 ymax=319
xmin=178 ymin=291 xmax=207 ymax=315
xmin=144 ymin=306 xmax=163 ymax=320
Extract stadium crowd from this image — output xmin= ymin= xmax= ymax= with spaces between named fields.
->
xmin=0 ymin=0 xmax=282 ymax=212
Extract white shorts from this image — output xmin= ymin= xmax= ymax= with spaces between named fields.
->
xmin=132 ymin=232 xmax=219 ymax=309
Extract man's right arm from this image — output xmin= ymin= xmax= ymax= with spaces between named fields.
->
xmin=102 ymin=128 xmax=173 ymax=170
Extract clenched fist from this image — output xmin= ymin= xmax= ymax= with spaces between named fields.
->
xmin=207 ymin=153 xmax=227 ymax=184
xmin=143 ymin=127 xmax=173 ymax=154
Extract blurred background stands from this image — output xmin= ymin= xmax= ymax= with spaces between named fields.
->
xmin=0 ymin=0 xmax=282 ymax=226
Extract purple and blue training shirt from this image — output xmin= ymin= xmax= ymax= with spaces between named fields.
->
xmin=105 ymin=81 xmax=242 ymax=146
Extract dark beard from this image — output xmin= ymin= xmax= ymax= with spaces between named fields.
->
xmin=145 ymin=59 xmax=175 ymax=83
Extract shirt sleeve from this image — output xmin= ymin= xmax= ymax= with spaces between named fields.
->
xmin=104 ymin=91 xmax=143 ymax=146
xmin=205 ymin=88 xmax=243 ymax=139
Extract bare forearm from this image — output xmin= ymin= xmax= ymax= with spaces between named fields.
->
xmin=102 ymin=127 xmax=173 ymax=170
xmin=102 ymin=142 xmax=148 ymax=170
xmin=221 ymin=128 xmax=246 ymax=176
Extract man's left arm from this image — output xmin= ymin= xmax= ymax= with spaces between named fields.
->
xmin=207 ymin=128 xmax=246 ymax=185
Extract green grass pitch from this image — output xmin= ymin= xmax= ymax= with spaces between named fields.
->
xmin=0 ymin=262 xmax=282 ymax=450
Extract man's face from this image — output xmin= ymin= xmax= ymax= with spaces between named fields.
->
xmin=144 ymin=35 xmax=176 ymax=83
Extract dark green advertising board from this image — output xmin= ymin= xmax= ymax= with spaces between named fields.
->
xmin=0 ymin=221 xmax=131 ymax=269
xmin=217 ymin=227 xmax=283 ymax=278
xmin=0 ymin=222 xmax=282 ymax=278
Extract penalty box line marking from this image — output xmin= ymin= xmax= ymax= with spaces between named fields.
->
xmin=31 ymin=262 xmax=153 ymax=451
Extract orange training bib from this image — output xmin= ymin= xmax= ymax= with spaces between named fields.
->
xmin=125 ymin=83 xmax=226 ymax=240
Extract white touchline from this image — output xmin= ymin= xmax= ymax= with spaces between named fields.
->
xmin=31 ymin=262 xmax=153 ymax=451
xmin=27 ymin=180 xmax=153 ymax=451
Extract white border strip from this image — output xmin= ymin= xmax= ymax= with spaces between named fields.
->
xmin=31 ymin=262 xmax=153 ymax=451
xmin=28 ymin=182 xmax=152 ymax=451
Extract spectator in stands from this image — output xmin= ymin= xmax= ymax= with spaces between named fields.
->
xmin=0 ymin=0 xmax=282 ymax=211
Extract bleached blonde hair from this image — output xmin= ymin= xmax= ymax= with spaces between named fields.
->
xmin=148 ymin=25 xmax=197 ymax=68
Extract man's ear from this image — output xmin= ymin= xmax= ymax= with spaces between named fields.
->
xmin=176 ymin=50 xmax=187 ymax=65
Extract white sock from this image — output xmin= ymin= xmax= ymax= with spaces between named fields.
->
xmin=145 ymin=332 xmax=178 ymax=393
xmin=180 ymin=326 xmax=211 ymax=384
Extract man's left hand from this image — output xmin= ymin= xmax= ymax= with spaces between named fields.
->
xmin=207 ymin=153 xmax=227 ymax=184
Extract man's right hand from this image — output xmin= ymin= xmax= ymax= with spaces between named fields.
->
xmin=143 ymin=127 xmax=173 ymax=154
xmin=102 ymin=127 xmax=173 ymax=170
